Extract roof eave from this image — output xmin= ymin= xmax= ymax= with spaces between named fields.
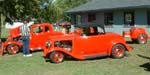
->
xmin=66 ymin=5 xmax=150 ymax=13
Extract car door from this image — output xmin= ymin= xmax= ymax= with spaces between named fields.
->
xmin=74 ymin=35 xmax=100 ymax=55
xmin=30 ymin=25 xmax=46 ymax=48
xmin=96 ymin=34 xmax=108 ymax=54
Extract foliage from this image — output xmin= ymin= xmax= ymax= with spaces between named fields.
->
xmin=0 ymin=0 xmax=91 ymax=23
xmin=2 ymin=0 xmax=41 ymax=19
xmin=53 ymin=0 xmax=91 ymax=22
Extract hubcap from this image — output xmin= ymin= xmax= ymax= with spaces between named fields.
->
xmin=139 ymin=36 xmax=146 ymax=43
xmin=8 ymin=45 xmax=18 ymax=54
xmin=53 ymin=52 xmax=63 ymax=63
xmin=114 ymin=46 xmax=124 ymax=57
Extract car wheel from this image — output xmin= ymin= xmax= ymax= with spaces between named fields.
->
xmin=49 ymin=51 xmax=64 ymax=63
xmin=6 ymin=44 xmax=20 ymax=55
xmin=137 ymin=34 xmax=147 ymax=44
xmin=111 ymin=44 xmax=126 ymax=59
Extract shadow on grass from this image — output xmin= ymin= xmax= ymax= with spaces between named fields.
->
xmin=65 ymin=55 xmax=109 ymax=62
xmin=140 ymin=63 xmax=150 ymax=71
xmin=31 ymin=50 xmax=42 ymax=53
xmin=45 ymin=55 xmax=109 ymax=63
xmin=45 ymin=56 xmax=77 ymax=63
xmin=138 ymin=54 xmax=150 ymax=60
xmin=138 ymin=54 xmax=150 ymax=72
xmin=126 ymin=41 xmax=134 ymax=44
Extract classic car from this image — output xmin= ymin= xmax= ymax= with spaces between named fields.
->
xmin=43 ymin=23 xmax=132 ymax=63
xmin=123 ymin=27 xmax=148 ymax=44
xmin=0 ymin=23 xmax=63 ymax=55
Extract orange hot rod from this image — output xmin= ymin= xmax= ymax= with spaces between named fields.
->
xmin=43 ymin=23 xmax=133 ymax=63
xmin=0 ymin=23 xmax=63 ymax=55
xmin=123 ymin=27 xmax=148 ymax=44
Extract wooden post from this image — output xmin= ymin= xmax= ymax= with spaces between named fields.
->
xmin=0 ymin=0 xmax=4 ymax=43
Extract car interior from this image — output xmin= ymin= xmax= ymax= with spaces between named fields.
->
xmin=82 ymin=26 xmax=104 ymax=36
xmin=74 ymin=23 xmax=105 ymax=36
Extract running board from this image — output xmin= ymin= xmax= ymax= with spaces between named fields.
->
xmin=84 ymin=54 xmax=108 ymax=59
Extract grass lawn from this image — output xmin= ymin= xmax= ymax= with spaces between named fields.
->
xmin=0 ymin=28 xmax=150 ymax=75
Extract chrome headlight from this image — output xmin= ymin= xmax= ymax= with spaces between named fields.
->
xmin=46 ymin=41 xmax=51 ymax=48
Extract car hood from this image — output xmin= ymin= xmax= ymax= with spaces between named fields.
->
xmin=49 ymin=34 xmax=77 ymax=41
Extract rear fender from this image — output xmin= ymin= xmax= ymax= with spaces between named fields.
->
xmin=130 ymin=28 xmax=148 ymax=39
xmin=107 ymin=39 xmax=132 ymax=55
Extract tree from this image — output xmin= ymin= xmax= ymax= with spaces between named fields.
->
xmin=1 ymin=0 xmax=91 ymax=22
xmin=52 ymin=0 xmax=91 ymax=22
xmin=2 ymin=0 xmax=42 ymax=20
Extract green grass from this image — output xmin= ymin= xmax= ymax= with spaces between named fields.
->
xmin=0 ymin=28 xmax=150 ymax=75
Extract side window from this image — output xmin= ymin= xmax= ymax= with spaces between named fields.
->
xmin=33 ymin=27 xmax=43 ymax=33
xmin=45 ymin=26 xmax=50 ymax=32
xmin=97 ymin=27 xmax=104 ymax=33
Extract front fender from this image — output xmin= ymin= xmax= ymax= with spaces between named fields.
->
xmin=3 ymin=41 xmax=22 ymax=50
xmin=44 ymin=47 xmax=84 ymax=60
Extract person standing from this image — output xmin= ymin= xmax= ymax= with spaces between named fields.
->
xmin=20 ymin=20 xmax=32 ymax=57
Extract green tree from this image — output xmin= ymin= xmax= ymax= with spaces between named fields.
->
xmin=2 ymin=0 xmax=42 ymax=19
xmin=1 ymin=0 xmax=91 ymax=22
xmin=52 ymin=0 xmax=91 ymax=22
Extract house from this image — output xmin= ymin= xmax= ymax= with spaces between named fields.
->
xmin=66 ymin=0 xmax=150 ymax=34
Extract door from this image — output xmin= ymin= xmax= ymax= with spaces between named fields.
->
xmin=124 ymin=12 xmax=135 ymax=26
xmin=104 ymin=12 xmax=113 ymax=26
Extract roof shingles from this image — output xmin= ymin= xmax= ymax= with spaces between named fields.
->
xmin=67 ymin=0 xmax=150 ymax=13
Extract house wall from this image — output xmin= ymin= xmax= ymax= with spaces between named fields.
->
xmin=105 ymin=25 xmax=149 ymax=34
xmin=70 ymin=9 xmax=150 ymax=35
xmin=95 ymin=12 xmax=104 ymax=25
xmin=79 ymin=12 xmax=104 ymax=25
xmin=134 ymin=9 xmax=147 ymax=25
xmin=113 ymin=11 xmax=124 ymax=25
xmin=76 ymin=9 xmax=148 ymax=26
xmin=113 ymin=9 xmax=147 ymax=25
xmin=81 ymin=14 xmax=88 ymax=23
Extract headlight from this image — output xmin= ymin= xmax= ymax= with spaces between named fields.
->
xmin=46 ymin=41 xmax=51 ymax=48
